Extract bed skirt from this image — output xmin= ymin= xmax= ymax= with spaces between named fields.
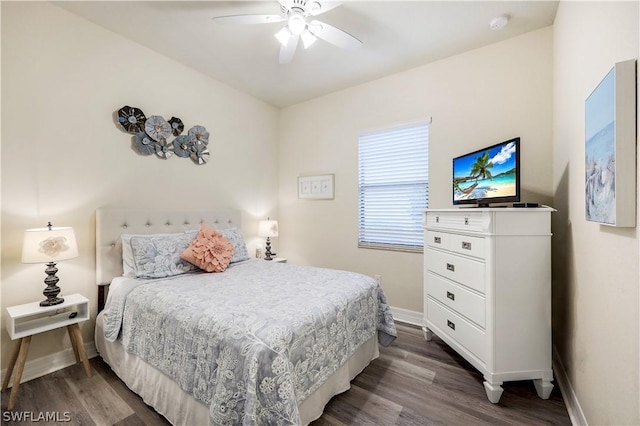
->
xmin=94 ymin=312 xmax=379 ymax=425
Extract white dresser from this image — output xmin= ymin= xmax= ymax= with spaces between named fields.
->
xmin=422 ymin=207 xmax=554 ymax=403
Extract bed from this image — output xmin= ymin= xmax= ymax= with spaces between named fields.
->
xmin=94 ymin=208 xmax=396 ymax=425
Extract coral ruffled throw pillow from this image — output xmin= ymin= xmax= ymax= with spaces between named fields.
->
xmin=181 ymin=224 xmax=235 ymax=273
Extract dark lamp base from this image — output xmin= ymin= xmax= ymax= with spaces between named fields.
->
xmin=41 ymin=261 xmax=64 ymax=307
xmin=264 ymin=237 xmax=276 ymax=261
xmin=40 ymin=297 xmax=64 ymax=307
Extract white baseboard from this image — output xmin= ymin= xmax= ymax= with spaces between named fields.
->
xmin=0 ymin=341 xmax=97 ymax=388
xmin=390 ymin=306 xmax=423 ymax=326
xmin=553 ymin=345 xmax=587 ymax=426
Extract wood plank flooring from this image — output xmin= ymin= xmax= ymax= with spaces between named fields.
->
xmin=1 ymin=323 xmax=571 ymax=425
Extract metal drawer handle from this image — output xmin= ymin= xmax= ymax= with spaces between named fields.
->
xmin=464 ymin=217 xmax=469 ymax=225
xmin=434 ymin=236 xmax=441 ymax=244
xmin=435 ymin=216 xmax=440 ymax=223
xmin=447 ymin=320 xmax=456 ymax=331
xmin=446 ymin=291 xmax=455 ymax=301
xmin=461 ymin=241 xmax=472 ymax=250
xmin=446 ymin=263 xmax=455 ymax=272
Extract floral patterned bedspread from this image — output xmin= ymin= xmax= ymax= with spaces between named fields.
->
xmin=102 ymin=259 xmax=396 ymax=425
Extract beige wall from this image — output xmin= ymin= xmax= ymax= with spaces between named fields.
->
xmin=552 ymin=2 xmax=639 ymax=424
xmin=1 ymin=2 xmax=279 ymax=368
xmin=278 ymin=28 xmax=553 ymax=313
xmin=5 ymin=3 xmax=638 ymax=422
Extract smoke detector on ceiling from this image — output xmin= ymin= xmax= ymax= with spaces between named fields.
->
xmin=489 ymin=15 xmax=509 ymax=31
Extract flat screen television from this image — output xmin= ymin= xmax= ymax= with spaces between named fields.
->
xmin=452 ymin=137 xmax=520 ymax=207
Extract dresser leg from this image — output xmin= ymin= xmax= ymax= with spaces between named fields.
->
xmin=422 ymin=327 xmax=433 ymax=341
xmin=533 ymin=378 xmax=554 ymax=399
xmin=7 ymin=336 xmax=32 ymax=410
xmin=483 ymin=380 xmax=504 ymax=403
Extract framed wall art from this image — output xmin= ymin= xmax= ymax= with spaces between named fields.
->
xmin=298 ymin=174 xmax=334 ymax=200
xmin=585 ymin=59 xmax=637 ymax=227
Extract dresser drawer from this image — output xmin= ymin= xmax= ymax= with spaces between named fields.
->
xmin=425 ymin=211 xmax=490 ymax=232
xmin=425 ymin=230 xmax=451 ymax=250
xmin=448 ymin=233 xmax=485 ymax=259
xmin=427 ymin=298 xmax=486 ymax=363
xmin=426 ymin=272 xmax=485 ymax=328
xmin=426 ymin=230 xmax=486 ymax=259
xmin=425 ymin=248 xmax=485 ymax=293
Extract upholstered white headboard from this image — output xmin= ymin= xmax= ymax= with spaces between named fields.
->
xmin=95 ymin=208 xmax=242 ymax=285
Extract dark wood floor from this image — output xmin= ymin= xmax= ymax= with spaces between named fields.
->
xmin=1 ymin=323 xmax=571 ymax=425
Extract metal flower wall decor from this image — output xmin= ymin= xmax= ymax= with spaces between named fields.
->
xmin=116 ymin=105 xmax=210 ymax=164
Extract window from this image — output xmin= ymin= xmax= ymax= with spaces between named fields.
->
xmin=358 ymin=121 xmax=429 ymax=252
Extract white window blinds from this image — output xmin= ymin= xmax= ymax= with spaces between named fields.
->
xmin=358 ymin=121 xmax=429 ymax=252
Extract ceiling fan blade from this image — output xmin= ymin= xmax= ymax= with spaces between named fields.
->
xmin=279 ymin=35 xmax=300 ymax=64
xmin=308 ymin=1 xmax=343 ymax=16
xmin=213 ymin=14 xmax=285 ymax=25
xmin=309 ymin=20 xmax=362 ymax=50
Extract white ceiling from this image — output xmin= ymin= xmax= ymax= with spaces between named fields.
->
xmin=54 ymin=1 xmax=558 ymax=108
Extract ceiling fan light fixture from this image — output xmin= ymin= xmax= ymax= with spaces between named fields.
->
xmin=300 ymin=30 xmax=317 ymax=49
xmin=288 ymin=13 xmax=306 ymax=35
xmin=214 ymin=1 xmax=361 ymax=63
xmin=275 ymin=26 xmax=292 ymax=47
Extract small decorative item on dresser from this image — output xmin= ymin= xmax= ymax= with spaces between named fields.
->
xmin=258 ymin=218 xmax=279 ymax=261
xmin=22 ymin=222 xmax=79 ymax=307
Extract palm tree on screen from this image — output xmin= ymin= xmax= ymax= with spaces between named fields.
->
xmin=470 ymin=151 xmax=494 ymax=182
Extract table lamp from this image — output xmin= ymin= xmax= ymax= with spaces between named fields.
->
xmin=258 ymin=218 xmax=278 ymax=261
xmin=22 ymin=222 xmax=79 ymax=306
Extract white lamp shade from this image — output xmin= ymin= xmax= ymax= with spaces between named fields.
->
xmin=258 ymin=219 xmax=279 ymax=238
xmin=22 ymin=226 xmax=79 ymax=264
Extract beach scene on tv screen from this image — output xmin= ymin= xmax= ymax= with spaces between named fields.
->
xmin=453 ymin=141 xmax=517 ymax=202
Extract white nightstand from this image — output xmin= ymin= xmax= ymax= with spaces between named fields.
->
xmin=2 ymin=293 xmax=92 ymax=410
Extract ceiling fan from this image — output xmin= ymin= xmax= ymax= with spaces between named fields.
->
xmin=212 ymin=0 xmax=362 ymax=64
